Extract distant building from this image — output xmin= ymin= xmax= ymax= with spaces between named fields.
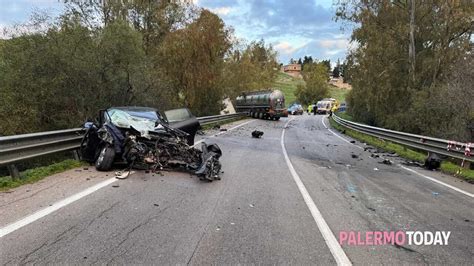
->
xmin=281 ymin=63 xmax=302 ymax=78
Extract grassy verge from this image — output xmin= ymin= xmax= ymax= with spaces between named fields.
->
xmin=0 ymin=159 xmax=86 ymax=191
xmin=328 ymin=84 xmax=349 ymax=102
xmin=329 ymin=115 xmax=474 ymax=182
xmin=273 ymin=72 xmax=305 ymax=107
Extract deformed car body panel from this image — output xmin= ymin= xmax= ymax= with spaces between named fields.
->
xmin=80 ymin=107 xmax=222 ymax=181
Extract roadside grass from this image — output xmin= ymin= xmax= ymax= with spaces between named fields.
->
xmin=273 ymin=73 xmax=350 ymax=107
xmin=273 ymin=72 xmax=305 ymax=107
xmin=329 ymin=115 xmax=474 ymax=182
xmin=0 ymin=159 xmax=87 ymax=191
xmin=328 ymin=84 xmax=349 ymax=102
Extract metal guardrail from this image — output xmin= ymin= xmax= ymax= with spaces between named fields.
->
xmin=332 ymin=113 xmax=473 ymax=162
xmin=0 ymin=113 xmax=247 ymax=169
xmin=198 ymin=112 xmax=245 ymax=125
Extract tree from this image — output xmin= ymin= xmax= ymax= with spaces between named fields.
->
xmin=296 ymin=63 xmax=330 ymax=105
xmin=297 ymin=58 xmax=303 ymax=65
xmin=336 ymin=0 xmax=472 ymax=138
xmin=220 ymin=39 xmax=278 ymax=99
xmin=157 ymin=10 xmax=232 ymax=116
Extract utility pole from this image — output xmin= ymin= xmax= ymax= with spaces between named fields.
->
xmin=409 ymin=0 xmax=416 ymax=83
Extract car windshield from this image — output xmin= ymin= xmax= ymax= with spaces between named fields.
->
xmin=106 ymin=108 xmax=160 ymax=134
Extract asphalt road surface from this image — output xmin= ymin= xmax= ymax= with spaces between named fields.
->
xmin=1 ymin=115 xmax=473 ymax=265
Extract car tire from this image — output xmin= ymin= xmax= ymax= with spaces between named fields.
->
xmin=95 ymin=144 xmax=115 ymax=171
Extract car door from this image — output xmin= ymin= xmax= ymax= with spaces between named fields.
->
xmin=164 ymin=108 xmax=200 ymax=145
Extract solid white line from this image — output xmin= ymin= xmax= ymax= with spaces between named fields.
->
xmin=322 ymin=116 xmax=363 ymax=149
xmin=398 ymin=165 xmax=473 ymax=198
xmin=281 ymin=118 xmax=352 ymax=266
xmin=1 ymin=119 xmax=255 ymax=238
xmin=0 ymin=177 xmax=118 ymax=238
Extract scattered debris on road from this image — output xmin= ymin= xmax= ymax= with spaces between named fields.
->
xmin=425 ymin=153 xmax=441 ymax=170
xmin=219 ymin=128 xmax=228 ymax=131
xmin=373 ymin=167 xmax=379 ymax=171
xmin=251 ymin=130 xmax=264 ymax=138
xmin=403 ymin=160 xmax=424 ymax=167
xmin=351 ymin=154 xmax=359 ymax=159
xmin=381 ymin=159 xmax=392 ymax=165
xmin=350 ymin=140 xmax=356 ymax=143
xmin=196 ymin=130 xmax=205 ymax=135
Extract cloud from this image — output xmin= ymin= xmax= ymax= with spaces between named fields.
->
xmin=209 ymin=7 xmax=232 ymax=16
xmin=318 ymin=39 xmax=349 ymax=49
xmin=274 ymin=41 xmax=308 ymax=55
xmin=198 ymin=0 xmax=351 ymax=63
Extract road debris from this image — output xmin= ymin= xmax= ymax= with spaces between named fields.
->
xmin=251 ymin=130 xmax=264 ymax=138
xmin=425 ymin=153 xmax=441 ymax=170
xmin=373 ymin=167 xmax=379 ymax=171
xmin=403 ymin=160 xmax=424 ymax=167
xmin=219 ymin=128 xmax=228 ymax=131
xmin=350 ymin=140 xmax=356 ymax=143
xmin=381 ymin=159 xmax=392 ymax=165
xmin=196 ymin=130 xmax=205 ymax=135
xmin=351 ymin=154 xmax=359 ymax=159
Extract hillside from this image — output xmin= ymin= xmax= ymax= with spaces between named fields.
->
xmin=272 ymin=72 xmax=349 ymax=107
xmin=273 ymin=72 xmax=305 ymax=107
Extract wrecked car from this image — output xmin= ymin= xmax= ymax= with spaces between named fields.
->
xmin=80 ymin=107 xmax=222 ymax=181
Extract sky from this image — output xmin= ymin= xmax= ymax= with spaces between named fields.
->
xmin=0 ymin=0 xmax=351 ymax=65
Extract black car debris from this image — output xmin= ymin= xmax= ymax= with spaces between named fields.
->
xmin=80 ymin=107 xmax=223 ymax=181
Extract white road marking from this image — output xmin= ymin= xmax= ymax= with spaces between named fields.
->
xmin=1 ymin=119 xmax=254 ymax=238
xmin=0 ymin=177 xmax=118 ymax=238
xmin=281 ymin=118 xmax=352 ymax=266
xmin=322 ymin=116 xmax=472 ymax=198
xmin=321 ymin=116 xmax=363 ymax=149
xmin=399 ymin=165 xmax=473 ymax=198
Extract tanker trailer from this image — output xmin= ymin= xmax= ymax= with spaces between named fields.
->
xmin=235 ymin=89 xmax=287 ymax=120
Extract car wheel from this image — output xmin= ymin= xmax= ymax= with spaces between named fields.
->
xmin=95 ymin=144 xmax=115 ymax=171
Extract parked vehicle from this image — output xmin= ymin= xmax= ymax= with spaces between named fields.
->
xmin=288 ymin=103 xmax=304 ymax=115
xmin=235 ymin=89 xmax=287 ymax=120
xmin=338 ymin=102 xmax=347 ymax=112
xmin=79 ymin=107 xmax=222 ymax=181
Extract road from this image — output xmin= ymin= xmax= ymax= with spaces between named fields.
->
xmin=1 ymin=115 xmax=473 ymax=264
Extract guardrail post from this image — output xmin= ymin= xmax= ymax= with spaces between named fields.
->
xmin=71 ymin=149 xmax=80 ymax=161
xmin=7 ymin=164 xmax=20 ymax=179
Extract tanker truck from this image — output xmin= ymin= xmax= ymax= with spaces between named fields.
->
xmin=235 ymin=89 xmax=288 ymax=120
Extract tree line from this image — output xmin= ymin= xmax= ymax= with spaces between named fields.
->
xmin=0 ymin=1 xmax=278 ymax=135
xmin=336 ymin=0 xmax=473 ymax=142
